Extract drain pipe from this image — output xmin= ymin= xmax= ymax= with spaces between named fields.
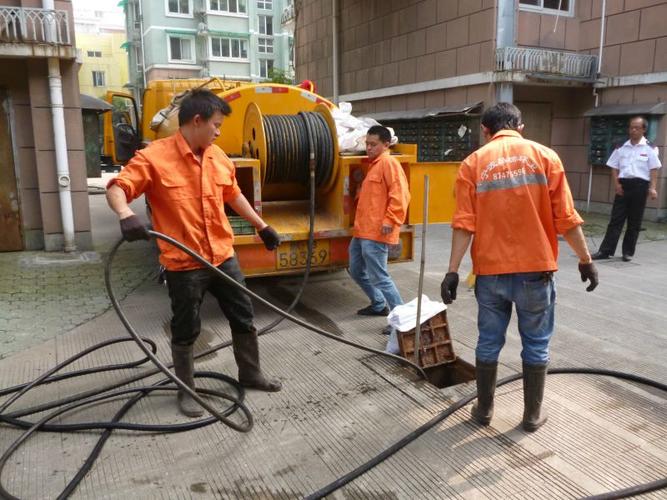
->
xmin=495 ymin=0 xmax=516 ymax=103
xmin=332 ymin=0 xmax=339 ymax=105
xmin=43 ymin=0 xmax=76 ymax=251
xmin=587 ymin=0 xmax=607 ymax=212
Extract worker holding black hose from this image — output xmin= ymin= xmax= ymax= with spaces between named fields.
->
xmin=440 ymin=103 xmax=599 ymax=432
xmin=106 ymin=89 xmax=282 ymax=418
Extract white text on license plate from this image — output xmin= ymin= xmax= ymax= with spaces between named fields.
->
xmin=276 ymin=240 xmax=330 ymax=269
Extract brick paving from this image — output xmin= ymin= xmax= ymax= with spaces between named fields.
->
xmin=0 ymin=191 xmax=156 ymax=360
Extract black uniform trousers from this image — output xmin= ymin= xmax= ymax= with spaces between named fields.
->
xmin=598 ymin=178 xmax=649 ymax=258
xmin=165 ymin=256 xmax=255 ymax=347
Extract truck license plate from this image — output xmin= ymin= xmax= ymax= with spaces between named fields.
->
xmin=276 ymin=240 xmax=330 ymax=270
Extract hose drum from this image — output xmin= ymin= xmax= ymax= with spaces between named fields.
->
xmin=262 ymin=112 xmax=335 ymax=188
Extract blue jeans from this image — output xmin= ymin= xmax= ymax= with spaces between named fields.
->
xmin=475 ymin=272 xmax=556 ymax=365
xmin=348 ymin=237 xmax=403 ymax=312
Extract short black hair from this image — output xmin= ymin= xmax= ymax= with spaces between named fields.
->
xmin=367 ymin=125 xmax=391 ymax=143
xmin=629 ymin=116 xmax=648 ymax=130
xmin=178 ymin=89 xmax=231 ymax=126
xmin=481 ymin=102 xmax=523 ymax=135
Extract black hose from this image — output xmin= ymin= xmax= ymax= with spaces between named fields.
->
xmin=305 ymin=368 xmax=667 ymax=500
xmin=263 ymin=112 xmax=334 ymax=188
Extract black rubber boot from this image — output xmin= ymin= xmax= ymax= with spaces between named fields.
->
xmin=470 ymin=360 xmax=498 ymax=425
xmin=171 ymin=344 xmax=204 ymax=418
xmin=232 ymin=332 xmax=282 ymax=392
xmin=522 ymin=363 xmax=548 ymax=432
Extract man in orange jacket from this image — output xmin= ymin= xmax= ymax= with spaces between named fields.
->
xmin=349 ymin=126 xmax=410 ymax=333
xmin=440 ymin=103 xmax=598 ymax=432
xmin=106 ymin=90 xmax=282 ymax=418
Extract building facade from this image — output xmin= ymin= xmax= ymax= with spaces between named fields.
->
xmin=123 ymin=0 xmax=292 ymax=96
xmin=296 ymin=0 xmax=667 ymax=220
xmin=73 ymin=2 xmax=129 ymax=98
xmin=0 ymin=0 xmax=91 ymax=252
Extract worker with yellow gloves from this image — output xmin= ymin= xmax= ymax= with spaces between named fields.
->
xmin=440 ymin=103 xmax=598 ymax=432
xmin=106 ymin=90 xmax=282 ymax=418
xmin=349 ymin=125 xmax=411 ymax=335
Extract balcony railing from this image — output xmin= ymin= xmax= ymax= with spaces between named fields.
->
xmin=495 ymin=47 xmax=597 ymax=80
xmin=0 ymin=7 xmax=71 ymax=45
xmin=281 ymin=2 xmax=295 ymax=26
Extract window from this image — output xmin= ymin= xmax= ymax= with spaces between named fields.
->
xmin=134 ymin=45 xmax=143 ymax=70
xmin=258 ymin=15 xmax=273 ymax=35
xmin=257 ymin=36 xmax=273 ymax=54
xmin=259 ymin=59 xmax=273 ymax=78
xmin=92 ymin=71 xmax=105 ymax=87
xmin=211 ymin=36 xmax=248 ymax=59
xmin=257 ymin=0 xmax=272 ymax=9
xmin=168 ymin=35 xmax=195 ymax=62
xmin=166 ymin=0 xmax=192 ymax=16
xmin=132 ymin=1 xmax=141 ymax=29
xmin=209 ymin=0 xmax=247 ymax=14
xmin=519 ymin=0 xmax=573 ymax=15
xmin=87 ymin=50 xmax=102 ymax=57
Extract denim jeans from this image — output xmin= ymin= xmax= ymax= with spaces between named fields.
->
xmin=165 ymin=256 xmax=255 ymax=347
xmin=475 ymin=272 xmax=556 ymax=365
xmin=348 ymin=237 xmax=403 ymax=312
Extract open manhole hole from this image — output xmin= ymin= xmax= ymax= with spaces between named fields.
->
xmin=423 ymin=357 xmax=475 ymax=388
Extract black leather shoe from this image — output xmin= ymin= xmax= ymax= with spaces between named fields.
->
xmin=622 ymin=254 xmax=632 ymax=262
xmin=357 ymin=305 xmax=390 ymax=316
xmin=591 ymin=251 xmax=610 ymax=260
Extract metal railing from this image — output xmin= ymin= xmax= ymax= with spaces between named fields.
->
xmin=281 ymin=2 xmax=295 ymax=26
xmin=0 ymin=7 xmax=71 ymax=45
xmin=495 ymin=46 xmax=597 ymax=80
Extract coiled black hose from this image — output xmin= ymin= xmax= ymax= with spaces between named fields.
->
xmin=263 ymin=112 xmax=334 ymax=187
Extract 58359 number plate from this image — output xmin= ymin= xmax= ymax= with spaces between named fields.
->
xmin=276 ymin=240 xmax=330 ymax=270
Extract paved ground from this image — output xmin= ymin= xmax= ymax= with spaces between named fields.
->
xmin=0 ymin=182 xmax=665 ymax=499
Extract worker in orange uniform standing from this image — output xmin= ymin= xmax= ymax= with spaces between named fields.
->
xmin=349 ymin=125 xmax=410 ymax=335
xmin=440 ymin=103 xmax=599 ymax=432
xmin=106 ymin=90 xmax=282 ymax=419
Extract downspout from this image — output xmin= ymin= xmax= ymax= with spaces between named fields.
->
xmin=43 ymin=0 xmax=76 ymax=251
xmin=495 ymin=0 xmax=516 ymax=103
xmin=138 ymin=0 xmax=147 ymax=89
xmin=332 ymin=0 xmax=339 ymax=105
xmin=587 ymin=0 xmax=606 ymax=212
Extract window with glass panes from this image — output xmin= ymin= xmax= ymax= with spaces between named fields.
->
xmin=259 ymin=59 xmax=273 ymax=78
xmin=92 ymin=71 xmax=105 ymax=86
xmin=257 ymin=37 xmax=273 ymax=54
xmin=167 ymin=0 xmax=191 ymax=15
xmin=168 ymin=36 xmax=194 ymax=62
xmin=209 ymin=0 xmax=247 ymax=13
xmin=519 ymin=0 xmax=572 ymax=13
xmin=258 ymin=15 xmax=273 ymax=35
xmin=257 ymin=0 xmax=272 ymax=9
xmin=211 ymin=37 xmax=248 ymax=59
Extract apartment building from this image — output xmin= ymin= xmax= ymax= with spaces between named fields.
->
xmin=296 ymin=0 xmax=667 ymax=219
xmin=0 ymin=0 xmax=91 ymax=252
xmin=73 ymin=2 xmax=129 ymax=98
xmin=123 ymin=0 xmax=292 ymax=96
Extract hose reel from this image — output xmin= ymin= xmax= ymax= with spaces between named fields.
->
xmin=243 ymin=103 xmax=339 ymax=193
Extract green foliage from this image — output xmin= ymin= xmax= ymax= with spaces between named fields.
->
xmin=268 ymin=68 xmax=293 ymax=84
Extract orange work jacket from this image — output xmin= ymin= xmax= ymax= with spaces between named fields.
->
xmin=108 ymin=131 xmax=242 ymax=271
xmin=353 ymin=152 xmax=410 ymax=245
xmin=452 ymin=130 xmax=583 ymax=275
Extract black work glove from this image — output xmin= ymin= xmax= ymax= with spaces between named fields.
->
xmin=578 ymin=262 xmax=599 ymax=292
xmin=119 ymin=215 xmax=150 ymax=242
xmin=440 ymin=272 xmax=459 ymax=304
xmin=258 ymin=225 xmax=281 ymax=251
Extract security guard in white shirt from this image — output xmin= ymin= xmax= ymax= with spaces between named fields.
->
xmin=592 ymin=116 xmax=662 ymax=262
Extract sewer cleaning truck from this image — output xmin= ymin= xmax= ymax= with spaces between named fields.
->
xmin=104 ymin=78 xmax=459 ymax=276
